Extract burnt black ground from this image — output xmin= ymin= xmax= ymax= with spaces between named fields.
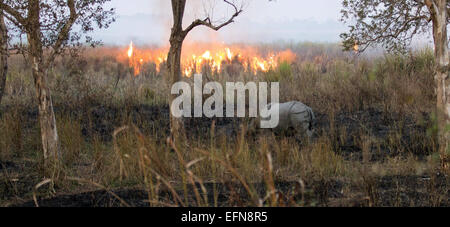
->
xmin=0 ymin=104 xmax=448 ymax=207
xmin=12 ymin=176 xmax=448 ymax=207
xmin=315 ymin=108 xmax=434 ymax=162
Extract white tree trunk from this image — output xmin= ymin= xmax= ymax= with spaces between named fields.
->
xmin=31 ymin=59 xmax=60 ymax=163
xmin=428 ymin=0 xmax=449 ymax=169
xmin=27 ymin=0 xmax=61 ymax=167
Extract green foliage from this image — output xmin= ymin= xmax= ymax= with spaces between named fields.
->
xmin=367 ymin=68 xmax=377 ymax=82
xmin=139 ymin=86 xmax=156 ymax=103
xmin=278 ymin=61 xmax=293 ymax=80
xmin=411 ymin=48 xmax=435 ymax=72
xmin=426 ymin=112 xmax=439 ymax=139
xmin=263 ymin=61 xmax=293 ymax=82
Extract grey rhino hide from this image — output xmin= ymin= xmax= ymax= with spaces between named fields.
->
xmin=262 ymin=101 xmax=316 ymax=138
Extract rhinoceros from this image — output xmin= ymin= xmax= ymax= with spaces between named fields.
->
xmin=250 ymin=101 xmax=316 ymax=139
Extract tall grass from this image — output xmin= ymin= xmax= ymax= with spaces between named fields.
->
xmin=0 ymin=44 xmax=446 ymax=207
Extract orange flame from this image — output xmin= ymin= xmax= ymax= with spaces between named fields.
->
xmin=353 ymin=41 xmax=359 ymax=53
xmin=122 ymin=42 xmax=297 ymax=77
xmin=127 ymin=41 xmax=134 ymax=58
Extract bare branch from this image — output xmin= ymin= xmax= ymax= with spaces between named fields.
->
xmin=340 ymin=0 xmax=434 ymax=53
xmin=183 ymin=0 xmax=243 ymax=37
xmin=0 ymin=2 xmax=26 ymax=27
xmin=44 ymin=0 xmax=79 ymax=68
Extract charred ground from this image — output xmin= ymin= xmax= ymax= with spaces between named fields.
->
xmin=0 ymin=44 xmax=448 ymax=207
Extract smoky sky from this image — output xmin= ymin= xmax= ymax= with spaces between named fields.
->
xmin=94 ymin=0 xmax=346 ymax=46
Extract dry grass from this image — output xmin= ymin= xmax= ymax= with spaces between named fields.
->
xmin=0 ymin=43 xmax=447 ymax=207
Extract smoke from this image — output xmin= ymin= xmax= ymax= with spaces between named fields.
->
xmin=111 ymin=0 xmax=237 ymax=46
xmin=97 ymin=0 xmax=346 ymax=46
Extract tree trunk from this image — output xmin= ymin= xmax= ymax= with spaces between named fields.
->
xmin=167 ymin=39 xmax=186 ymax=140
xmin=165 ymin=0 xmax=241 ymax=142
xmin=0 ymin=11 xmax=7 ymax=106
xmin=32 ymin=62 xmax=60 ymax=163
xmin=28 ymin=0 xmax=61 ymax=167
xmin=429 ymin=0 xmax=450 ymax=169
xmin=167 ymin=0 xmax=187 ymax=141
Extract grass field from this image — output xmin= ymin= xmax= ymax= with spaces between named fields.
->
xmin=0 ymin=42 xmax=448 ymax=207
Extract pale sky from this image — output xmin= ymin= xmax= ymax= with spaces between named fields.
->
xmin=109 ymin=0 xmax=342 ymax=21
xmin=95 ymin=0 xmax=346 ymax=45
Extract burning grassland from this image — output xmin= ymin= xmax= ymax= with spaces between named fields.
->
xmin=118 ymin=42 xmax=297 ymax=77
xmin=0 ymin=43 xmax=447 ymax=207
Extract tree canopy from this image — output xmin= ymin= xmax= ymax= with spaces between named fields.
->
xmin=340 ymin=0 xmax=450 ymax=52
xmin=0 ymin=0 xmax=115 ymax=61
